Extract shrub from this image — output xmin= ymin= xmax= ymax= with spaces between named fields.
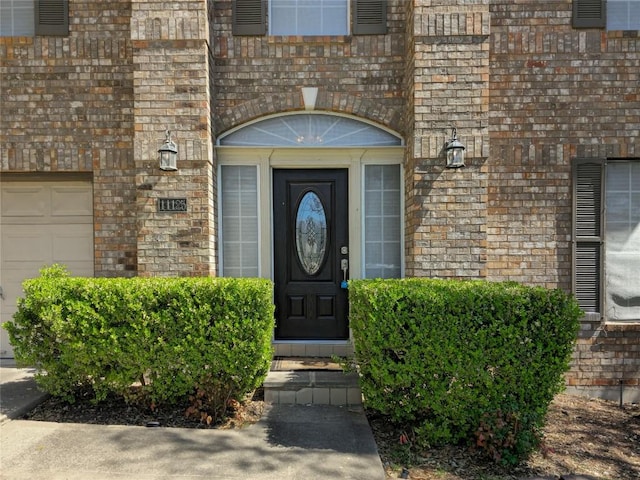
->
xmin=349 ymin=278 xmax=582 ymax=463
xmin=5 ymin=265 xmax=274 ymax=413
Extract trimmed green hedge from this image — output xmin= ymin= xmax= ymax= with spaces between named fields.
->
xmin=349 ymin=278 xmax=582 ymax=463
xmin=5 ymin=265 xmax=274 ymax=409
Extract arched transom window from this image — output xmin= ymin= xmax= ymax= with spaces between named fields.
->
xmin=218 ymin=113 xmax=402 ymax=147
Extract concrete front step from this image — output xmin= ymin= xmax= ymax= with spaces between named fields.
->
xmin=263 ymin=370 xmax=362 ymax=406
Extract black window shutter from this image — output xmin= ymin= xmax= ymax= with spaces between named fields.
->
xmin=35 ymin=0 xmax=69 ymax=36
xmin=353 ymin=0 xmax=387 ymax=35
xmin=573 ymin=158 xmax=604 ymax=314
xmin=233 ymin=0 xmax=266 ymax=36
xmin=572 ymin=0 xmax=606 ymax=28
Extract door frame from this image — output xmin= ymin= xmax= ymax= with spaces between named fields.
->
xmin=216 ymin=146 xmax=405 ymax=340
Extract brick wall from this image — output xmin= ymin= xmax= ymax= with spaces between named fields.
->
xmin=0 ymin=0 xmax=137 ymax=276
xmin=568 ymin=318 xmax=640 ymax=402
xmin=209 ymin=0 xmax=406 ymax=135
xmin=488 ymin=0 xmax=639 ymax=288
xmin=489 ymin=0 xmax=640 ymax=401
xmin=131 ymin=0 xmax=215 ymax=276
xmin=404 ymin=0 xmax=490 ymax=278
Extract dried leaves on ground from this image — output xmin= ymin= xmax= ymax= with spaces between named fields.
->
xmin=371 ymin=393 xmax=640 ymax=480
xmin=24 ymin=391 xmax=639 ymax=480
xmin=25 ymin=387 xmax=265 ymax=430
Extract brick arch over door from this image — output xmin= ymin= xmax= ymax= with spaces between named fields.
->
xmin=214 ymin=91 xmax=403 ymax=138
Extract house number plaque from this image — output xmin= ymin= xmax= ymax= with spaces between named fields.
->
xmin=157 ymin=198 xmax=187 ymax=212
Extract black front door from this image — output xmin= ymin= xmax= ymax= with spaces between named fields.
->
xmin=273 ymin=169 xmax=349 ymax=340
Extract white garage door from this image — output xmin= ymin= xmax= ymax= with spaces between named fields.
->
xmin=0 ymin=180 xmax=94 ymax=358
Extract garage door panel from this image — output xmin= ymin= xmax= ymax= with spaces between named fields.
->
xmin=52 ymin=225 xmax=94 ymax=263
xmin=1 ymin=185 xmax=48 ymax=218
xmin=0 ymin=267 xmax=43 ymax=308
xmin=2 ymin=230 xmax=51 ymax=263
xmin=0 ymin=325 xmax=12 ymax=357
xmin=51 ymin=186 xmax=93 ymax=217
xmin=62 ymin=261 xmax=95 ymax=277
xmin=1 ymin=180 xmax=93 ymax=358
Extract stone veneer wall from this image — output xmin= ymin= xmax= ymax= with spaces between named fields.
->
xmin=0 ymin=0 xmax=137 ymax=276
xmin=489 ymin=0 xmax=639 ymax=401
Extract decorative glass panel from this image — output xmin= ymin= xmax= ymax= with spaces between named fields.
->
xmin=219 ymin=113 xmax=402 ymax=147
xmin=295 ymin=191 xmax=327 ymax=275
xmin=221 ymin=166 xmax=259 ymax=277
xmin=364 ymin=165 xmax=401 ymax=278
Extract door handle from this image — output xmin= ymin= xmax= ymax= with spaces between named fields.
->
xmin=0 ymin=286 xmax=4 ymax=299
xmin=340 ymin=259 xmax=349 ymax=289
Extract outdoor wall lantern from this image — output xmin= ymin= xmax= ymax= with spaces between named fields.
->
xmin=158 ymin=130 xmax=178 ymax=171
xmin=445 ymin=127 xmax=465 ymax=168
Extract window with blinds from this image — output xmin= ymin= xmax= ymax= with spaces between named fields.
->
xmin=607 ymin=0 xmax=640 ymax=30
xmin=573 ymin=0 xmax=640 ymax=30
xmin=270 ymin=0 xmax=349 ymax=36
xmin=220 ymin=166 xmax=260 ymax=277
xmin=232 ymin=0 xmax=387 ymax=36
xmin=0 ymin=0 xmax=34 ymax=36
xmin=0 ymin=0 xmax=68 ymax=37
xmin=604 ymin=161 xmax=640 ymax=321
xmin=364 ymin=164 xmax=401 ymax=279
xmin=573 ymin=158 xmax=640 ymax=322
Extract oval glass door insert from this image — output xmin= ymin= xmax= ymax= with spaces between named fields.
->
xmin=295 ymin=192 xmax=328 ymax=275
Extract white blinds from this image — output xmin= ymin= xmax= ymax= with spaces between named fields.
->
xmin=605 ymin=161 xmax=640 ymax=321
xmin=270 ymin=0 xmax=348 ymax=36
xmin=221 ymin=165 xmax=259 ymax=277
xmin=364 ymin=164 xmax=401 ymax=278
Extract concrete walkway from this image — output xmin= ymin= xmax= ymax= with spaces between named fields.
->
xmin=0 ymin=360 xmax=386 ymax=480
